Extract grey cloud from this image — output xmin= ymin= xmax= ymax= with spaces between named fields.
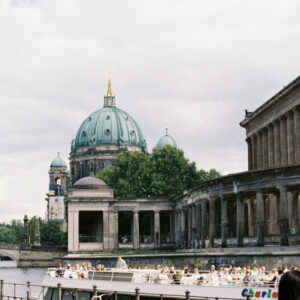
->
xmin=0 ymin=0 xmax=300 ymax=221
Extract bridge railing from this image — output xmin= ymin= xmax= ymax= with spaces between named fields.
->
xmin=0 ymin=242 xmax=19 ymax=250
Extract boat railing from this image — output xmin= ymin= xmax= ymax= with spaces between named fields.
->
xmin=46 ymin=268 xmax=280 ymax=288
xmin=0 ymin=279 xmax=254 ymax=300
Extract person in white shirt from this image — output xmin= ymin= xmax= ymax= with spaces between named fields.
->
xmin=116 ymin=256 xmax=127 ymax=269
xmin=64 ymin=264 xmax=73 ymax=278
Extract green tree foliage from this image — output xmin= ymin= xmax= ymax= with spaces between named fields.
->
xmin=40 ymin=222 xmax=66 ymax=246
xmin=98 ymin=151 xmax=150 ymax=197
xmin=0 ymin=220 xmax=24 ymax=244
xmin=96 ymin=145 xmax=221 ymax=198
xmin=149 ymin=146 xmax=201 ymax=196
xmin=0 ymin=224 xmax=18 ymax=244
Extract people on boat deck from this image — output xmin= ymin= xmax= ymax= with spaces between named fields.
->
xmin=116 ymin=256 xmax=127 ymax=269
xmin=54 ymin=262 xmax=298 ymax=287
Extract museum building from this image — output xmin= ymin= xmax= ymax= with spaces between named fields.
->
xmin=46 ymin=76 xmax=300 ymax=253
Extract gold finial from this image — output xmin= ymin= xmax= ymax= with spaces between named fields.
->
xmin=58 ymin=152 xmax=60 ymax=157
xmin=106 ymin=73 xmax=114 ymax=97
xmin=165 ymin=127 xmax=168 ymax=136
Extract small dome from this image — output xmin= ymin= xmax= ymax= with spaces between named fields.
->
xmin=73 ymin=176 xmax=109 ymax=189
xmin=50 ymin=153 xmax=67 ymax=168
xmin=156 ymin=128 xmax=177 ymax=149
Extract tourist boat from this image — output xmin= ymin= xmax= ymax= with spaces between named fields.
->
xmin=41 ymin=268 xmax=279 ymax=300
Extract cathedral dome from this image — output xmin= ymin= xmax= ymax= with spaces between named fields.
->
xmin=72 ymin=80 xmax=147 ymax=151
xmin=50 ymin=153 xmax=67 ymax=168
xmin=73 ymin=176 xmax=109 ymax=189
xmin=156 ymin=128 xmax=177 ymax=149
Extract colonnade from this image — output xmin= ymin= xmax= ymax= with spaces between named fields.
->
xmin=247 ymin=106 xmax=300 ymax=170
xmin=175 ymin=186 xmax=300 ymax=249
xmin=131 ymin=210 xmax=175 ymax=249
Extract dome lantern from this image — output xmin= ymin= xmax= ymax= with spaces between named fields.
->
xmin=104 ymin=75 xmax=116 ymax=107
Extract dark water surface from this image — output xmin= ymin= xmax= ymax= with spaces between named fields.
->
xmin=0 ymin=260 xmax=47 ymax=298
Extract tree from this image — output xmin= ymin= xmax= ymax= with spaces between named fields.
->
xmin=40 ymin=222 xmax=66 ymax=246
xmin=0 ymin=220 xmax=24 ymax=244
xmin=9 ymin=219 xmax=23 ymax=243
xmin=97 ymin=151 xmax=150 ymax=197
xmin=148 ymin=145 xmax=202 ymax=196
xmin=96 ymin=145 xmax=221 ymax=198
xmin=0 ymin=224 xmax=18 ymax=244
xmin=198 ymin=168 xmax=221 ymax=183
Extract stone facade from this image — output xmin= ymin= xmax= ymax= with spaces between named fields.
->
xmin=240 ymin=76 xmax=300 ymax=170
xmin=174 ymin=165 xmax=300 ymax=250
xmin=67 ymin=177 xmax=175 ymax=252
xmin=66 ymin=76 xmax=300 ymax=254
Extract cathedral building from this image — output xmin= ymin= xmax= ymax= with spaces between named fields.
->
xmin=69 ymin=79 xmax=147 ymax=183
xmin=46 ymin=76 xmax=300 ymax=258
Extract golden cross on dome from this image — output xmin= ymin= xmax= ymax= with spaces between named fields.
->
xmin=106 ymin=73 xmax=114 ymax=97
xmin=165 ymin=127 xmax=168 ymax=135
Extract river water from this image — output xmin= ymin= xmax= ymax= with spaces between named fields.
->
xmin=0 ymin=260 xmax=47 ymax=298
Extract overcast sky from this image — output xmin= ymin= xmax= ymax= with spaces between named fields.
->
xmin=0 ymin=0 xmax=300 ymax=222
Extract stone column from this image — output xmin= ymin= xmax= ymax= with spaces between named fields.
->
xmin=256 ymin=191 xmax=265 ymax=247
xmin=68 ymin=211 xmax=74 ymax=251
xmin=236 ymin=194 xmax=245 ymax=247
xmin=221 ymin=195 xmax=228 ymax=247
xmin=268 ymin=194 xmax=279 ymax=235
xmin=174 ymin=210 xmax=180 ymax=247
xmin=170 ymin=211 xmax=175 ymax=243
xmin=268 ymin=124 xmax=275 ymax=168
xmin=181 ymin=208 xmax=186 ymax=248
xmin=280 ymin=116 xmax=288 ymax=165
xmin=103 ymin=211 xmax=109 ymax=250
xmin=247 ymin=199 xmax=254 ymax=236
xmin=201 ymin=201 xmax=207 ymax=248
xmin=154 ymin=211 xmax=160 ymax=249
xmin=279 ymin=186 xmax=289 ymax=246
xmin=133 ymin=211 xmax=140 ymax=250
xmin=252 ymin=135 xmax=257 ymax=170
xmin=108 ymin=211 xmax=118 ymax=250
xmin=209 ymin=198 xmax=216 ymax=248
xmin=287 ymin=110 xmax=295 ymax=165
xmin=34 ymin=218 xmax=41 ymax=246
xmin=187 ymin=206 xmax=192 ymax=248
xmin=191 ymin=205 xmax=196 ymax=248
xmin=22 ymin=215 xmax=30 ymax=248
xmin=287 ymin=192 xmax=295 ymax=233
xmin=247 ymin=138 xmax=253 ymax=171
xmin=73 ymin=211 xmax=79 ymax=251
xmin=274 ymin=120 xmax=281 ymax=167
xmin=262 ymin=128 xmax=269 ymax=169
xmin=257 ymin=132 xmax=263 ymax=169
xmin=294 ymin=106 xmax=300 ymax=164
xmin=195 ymin=202 xmax=201 ymax=248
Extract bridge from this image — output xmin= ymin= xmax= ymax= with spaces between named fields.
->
xmin=0 ymin=242 xmax=67 ymax=267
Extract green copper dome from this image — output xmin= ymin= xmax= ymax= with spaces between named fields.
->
xmin=50 ymin=153 xmax=67 ymax=168
xmin=156 ymin=128 xmax=177 ymax=149
xmin=72 ymin=80 xmax=147 ymax=150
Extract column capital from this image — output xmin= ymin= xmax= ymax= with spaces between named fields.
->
xmin=278 ymin=185 xmax=287 ymax=192
xmin=293 ymin=105 xmax=300 ymax=113
xmin=286 ymin=110 xmax=294 ymax=118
